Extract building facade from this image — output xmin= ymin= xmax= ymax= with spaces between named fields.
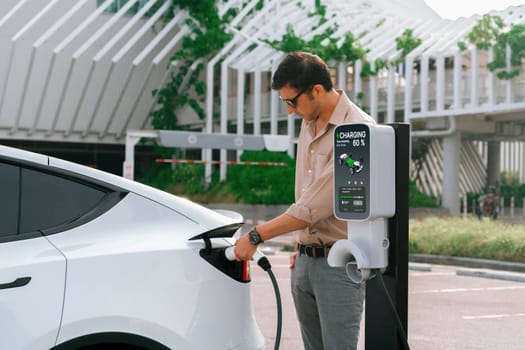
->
xmin=1 ymin=0 xmax=524 ymax=213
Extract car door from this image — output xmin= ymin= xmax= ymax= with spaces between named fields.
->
xmin=0 ymin=238 xmax=66 ymax=350
xmin=0 ymin=161 xmax=67 ymax=350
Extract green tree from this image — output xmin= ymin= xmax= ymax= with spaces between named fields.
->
xmin=458 ymin=14 xmax=525 ymax=80
xmin=395 ymin=28 xmax=422 ymax=62
xmin=150 ymin=0 xmax=235 ymax=131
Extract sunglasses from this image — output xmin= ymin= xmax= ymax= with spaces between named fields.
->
xmin=279 ymin=88 xmax=308 ymax=109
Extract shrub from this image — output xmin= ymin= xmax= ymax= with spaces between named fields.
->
xmin=138 ymin=154 xmax=448 ymax=208
xmin=409 ymin=180 xmax=438 ymax=207
xmin=228 ymin=151 xmax=295 ymax=205
xmin=137 ymin=162 xmax=207 ymax=195
xmin=499 ymin=171 xmax=525 ymax=207
xmin=410 ymin=217 xmax=525 ymax=262
xmin=137 ymin=163 xmax=177 ymax=192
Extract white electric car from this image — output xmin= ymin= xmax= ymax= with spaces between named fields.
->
xmin=0 ymin=145 xmax=265 ymax=350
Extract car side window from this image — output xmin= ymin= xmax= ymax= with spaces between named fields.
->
xmin=19 ymin=168 xmax=107 ymax=234
xmin=0 ymin=162 xmax=20 ymax=236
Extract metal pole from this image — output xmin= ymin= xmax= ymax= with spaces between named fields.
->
xmin=365 ymin=123 xmax=409 ymax=349
xmin=123 ymin=130 xmax=158 ymax=180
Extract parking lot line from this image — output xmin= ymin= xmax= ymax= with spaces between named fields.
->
xmin=463 ymin=313 xmax=525 ymax=320
xmin=416 ymin=285 xmax=525 ymax=294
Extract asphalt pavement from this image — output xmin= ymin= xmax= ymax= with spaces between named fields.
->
xmin=251 ymin=237 xmax=525 ymax=350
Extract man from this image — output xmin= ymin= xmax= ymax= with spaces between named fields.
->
xmin=234 ymin=52 xmax=376 ymax=350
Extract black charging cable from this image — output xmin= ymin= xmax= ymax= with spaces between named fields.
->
xmin=373 ymin=269 xmax=410 ymax=350
xmin=225 ymin=247 xmax=282 ymax=350
xmin=256 ymin=256 xmax=282 ymax=350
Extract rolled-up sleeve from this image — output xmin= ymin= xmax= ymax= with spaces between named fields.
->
xmin=285 ymin=158 xmax=334 ymax=225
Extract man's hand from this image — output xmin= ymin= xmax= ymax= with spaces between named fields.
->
xmin=234 ymin=234 xmax=257 ymax=261
xmin=289 ymin=252 xmax=297 ymax=269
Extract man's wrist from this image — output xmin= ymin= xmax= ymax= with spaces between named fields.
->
xmin=248 ymin=227 xmax=264 ymax=245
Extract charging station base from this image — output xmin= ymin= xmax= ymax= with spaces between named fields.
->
xmin=364 ymin=123 xmax=409 ymax=350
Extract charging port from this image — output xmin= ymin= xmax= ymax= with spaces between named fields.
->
xmin=200 ymin=247 xmax=250 ymax=283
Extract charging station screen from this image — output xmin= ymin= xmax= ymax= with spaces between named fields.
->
xmin=334 ymin=124 xmax=370 ymax=220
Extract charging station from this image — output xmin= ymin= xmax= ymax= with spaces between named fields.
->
xmin=329 ymin=123 xmax=395 ymax=282
xmin=328 ymin=123 xmax=410 ymax=349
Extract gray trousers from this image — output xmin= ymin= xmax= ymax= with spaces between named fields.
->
xmin=291 ymin=254 xmax=365 ymax=350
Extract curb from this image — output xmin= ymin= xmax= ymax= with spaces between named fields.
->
xmin=409 ymin=262 xmax=432 ymax=272
xmin=457 ymin=268 xmax=525 ymax=283
xmin=409 ymin=254 xmax=525 ymax=273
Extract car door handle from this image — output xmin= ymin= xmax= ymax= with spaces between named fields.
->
xmin=0 ymin=277 xmax=31 ymax=290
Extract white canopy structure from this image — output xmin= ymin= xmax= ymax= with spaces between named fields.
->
xmin=1 ymin=0 xmax=525 ymax=213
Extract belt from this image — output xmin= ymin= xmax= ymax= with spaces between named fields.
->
xmin=298 ymin=244 xmax=333 ymax=258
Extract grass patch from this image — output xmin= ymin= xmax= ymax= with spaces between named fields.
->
xmin=410 ymin=217 xmax=525 ymax=262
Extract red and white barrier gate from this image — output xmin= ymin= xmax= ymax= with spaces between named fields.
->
xmin=156 ymin=159 xmax=288 ymax=166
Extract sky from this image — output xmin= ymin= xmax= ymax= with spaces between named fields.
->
xmin=424 ymin=0 xmax=525 ymax=19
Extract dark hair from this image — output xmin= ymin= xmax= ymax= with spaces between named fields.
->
xmin=271 ymin=52 xmax=333 ymax=92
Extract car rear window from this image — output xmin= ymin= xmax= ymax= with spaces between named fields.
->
xmin=0 ymin=162 xmax=20 ymax=236
xmin=0 ymin=160 xmax=123 ymax=239
xmin=19 ymin=168 xmax=107 ymax=233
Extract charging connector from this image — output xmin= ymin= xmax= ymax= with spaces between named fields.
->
xmin=225 ymin=247 xmax=271 ymax=271
xmin=225 ymin=246 xmax=281 ymax=350
xmin=253 ymin=251 xmax=272 ymax=271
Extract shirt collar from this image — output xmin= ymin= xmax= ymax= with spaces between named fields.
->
xmin=305 ymin=89 xmax=349 ymax=136
xmin=327 ymin=89 xmax=349 ymax=127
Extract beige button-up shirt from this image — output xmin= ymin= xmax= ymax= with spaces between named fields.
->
xmin=285 ymin=90 xmax=376 ymax=246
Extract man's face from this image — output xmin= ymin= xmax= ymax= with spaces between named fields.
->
xmin=278 ymin=85 xmax=318 ymax=122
